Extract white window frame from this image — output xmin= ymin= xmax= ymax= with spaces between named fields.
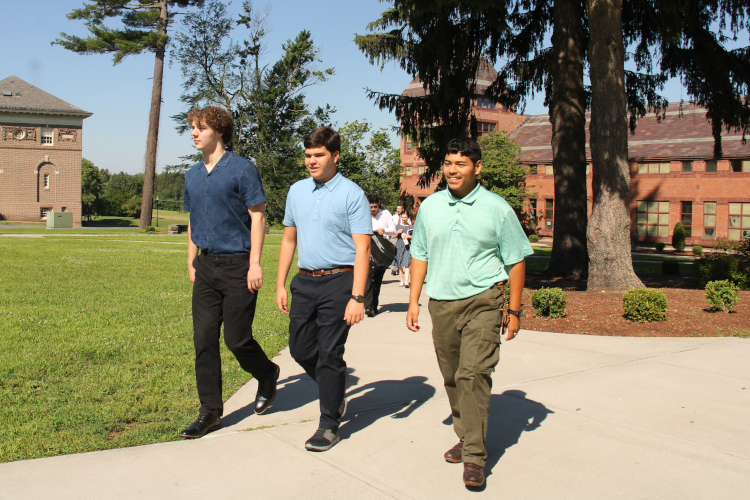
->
xmin=41 ymin=128 xmax=53 ymax=145
xmin=40 ymin=207 xmax=52 ymax=220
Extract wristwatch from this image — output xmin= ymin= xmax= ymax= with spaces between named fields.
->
xmin=508 ymin=308 xmax=523 ymax=318
xmin=351 ymin=294 xmax=365 ymax=303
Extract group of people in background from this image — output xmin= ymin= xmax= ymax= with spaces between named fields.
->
xmin=179 ymin=106 xmax=530 ymax=488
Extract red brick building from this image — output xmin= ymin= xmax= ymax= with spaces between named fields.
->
xmin=0 ymin=76 xmax=92 ymax=226
xmin=511 ymin=104 xmax=750 ymax=246
xmin=399 ymin=60 xmax=527 ymax=204
xmin=398 ymin=66 xmax=750 ymax=246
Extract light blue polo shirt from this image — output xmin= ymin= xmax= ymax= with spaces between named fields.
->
xmin=283 ymin=171 xmax=372 ymax=270
xmin=410 ymin=183 xmax=533 ymax=300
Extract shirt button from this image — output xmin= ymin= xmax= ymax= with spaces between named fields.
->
xmin=206 ymin=213 xmax=209 ymax=216
xmin=455 ymin=221 xmax=458 ymax=224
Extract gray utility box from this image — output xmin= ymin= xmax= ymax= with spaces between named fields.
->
xmin=47 ymin=212 xmax=73 ymax=229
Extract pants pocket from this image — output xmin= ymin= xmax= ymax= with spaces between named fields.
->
xmin=474 ymin=327 xmax=501 ymax=373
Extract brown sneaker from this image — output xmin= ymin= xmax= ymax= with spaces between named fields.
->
xmin=463 ymin=462 xmax=485 ymax=487
xmin=444 ymin=441 xmax=463 ymax=463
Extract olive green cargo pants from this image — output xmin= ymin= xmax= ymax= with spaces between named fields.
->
xmin=428 ymin=285 xmax=504 ymax=466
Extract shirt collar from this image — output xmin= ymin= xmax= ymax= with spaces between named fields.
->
xmin=199 ymin=151 xmax=231 ymax=173
xmin=312 ymin=170 xmax=343 ymax=192
xmin=447 ymin=182 xmax=482 ymax=205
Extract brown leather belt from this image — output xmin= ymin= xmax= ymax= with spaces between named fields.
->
xmin=299 ymin=267 xmax=353 ymax=276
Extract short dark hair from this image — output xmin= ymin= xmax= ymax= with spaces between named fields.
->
xmin=367 ymin=194 xmax=380 ymax=205
xmin=304 ymin=126 xmax=341 ymax=154
xmin=187 ymin=106 xmax=234 ymax=144
xmin=445 ymin=136 xmax=482 ymax=165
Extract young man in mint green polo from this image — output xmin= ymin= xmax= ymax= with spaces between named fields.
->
xmin=406 ymin=136 xmax=533 ymax=487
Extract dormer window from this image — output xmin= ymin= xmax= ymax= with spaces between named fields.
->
xmin=41 ymin=128 xmax=53 ymax=145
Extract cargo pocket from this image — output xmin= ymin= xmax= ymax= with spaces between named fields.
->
xmin=473 ymin=327 xmax=501 ymax=373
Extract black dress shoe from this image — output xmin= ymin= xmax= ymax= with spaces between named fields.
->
xmin=255 ymin=362 xmax=280 ymax=415
xmin=365 ymin=307 xmax=375 ymax=317
xmin=180 ymin=413 xmax=220 ymax=439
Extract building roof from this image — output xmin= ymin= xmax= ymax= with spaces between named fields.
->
xmin=0 ymin=76 xmax=92 ymax=117
xmin=401 ymin=58 xmax=500 ymax=98
xmin=510 ymin=102 xmax=750 ymax=163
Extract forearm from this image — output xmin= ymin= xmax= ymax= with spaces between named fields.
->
xmin=409 ymin=258 xmax=427 ymax=305
xmin=508 ymin=260 xmax=526 ymax=311
xmin=187 ymin=223 xmax=198 ymax=262
xmin=350 ymin=234 xmax=371 ymax=296
xmin=276 ymin=228 xmax=297 ymax=288
xmin=248 ymin=205 xmax=266 ymax=266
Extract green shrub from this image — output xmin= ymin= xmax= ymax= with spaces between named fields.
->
xmin=714 ymin=236 xmax=742 ymax=252
xmin=145 ymin=226 xmax=156 ymax=234
xmin=528 ymin=234 xmax=539 ymax=243
xmin=655 ymin=241 xmax=666 ymax=252
xmin=661 ymin=259 xmax=680 ymax=275
xmin=695 ymin=253 xmax=749 ymax=289
xmin=692 ymin=245 xmax=703 ymax=256
xmin=530 ymin=287 xmax=567 ymax=318
xmin=705 ymin=280 xmax=740 ymax=312
xmin=622 ymin=288 xmax=667 ymax=322
xmin=672 ymin=222 xmax=686 ymax=251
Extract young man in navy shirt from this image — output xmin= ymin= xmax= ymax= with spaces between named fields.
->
xmin=276 ymin=126 xmax=371 ymax=451
xmin=180 ymin=107 xmax=279 ymax=439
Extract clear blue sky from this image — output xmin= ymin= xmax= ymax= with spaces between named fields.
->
xmin=3 ymin=1 xmax=698 ymax=175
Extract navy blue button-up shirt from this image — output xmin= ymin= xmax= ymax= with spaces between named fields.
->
xmin=184 ymin=151 xmax=266 ymax=255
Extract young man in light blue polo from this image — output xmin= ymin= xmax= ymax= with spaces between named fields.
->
xmin=406 ymin=136 xmax=533 ymax=487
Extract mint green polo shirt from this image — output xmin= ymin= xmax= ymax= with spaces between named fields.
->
xmin=410 ymin=183 xmax=533 ymax=300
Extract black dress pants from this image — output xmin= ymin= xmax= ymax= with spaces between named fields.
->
xmin=192 ymin=252 xmax=275 ymax=417
xmin=365 ymin=262 xmax=388 ymax=311
xmin=288 ymin=271 xmax=352 ymax=430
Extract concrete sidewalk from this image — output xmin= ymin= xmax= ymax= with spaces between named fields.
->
xmin=2 ymin=278 xmax=749 ymax=499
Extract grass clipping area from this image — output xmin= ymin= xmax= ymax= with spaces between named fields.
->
xmin=0 ymin=237 xmax=292 ymax=463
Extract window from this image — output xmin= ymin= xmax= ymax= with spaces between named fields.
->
xmin=728 ymin=202 xmax=750 ymax=241
xmin=730 ymin=159 xmax=750 ymax=172
xmin=502 ymin=102 xmax=509 ymax=111
xmin=703 ymin=202 xmax=716 ymax=239
xmin=474 ymin=121 xmax=496 ymax=136
xmin=529 ymin=200 xmax=537 ymax=223
xmin=528 ymin=164 xmax=538 ymax=174
xmin=406 ymin=166 xmax=413 ymax=176
xmin=636 ymin=201 xmax=670 ymax=237
xmin=682 ymin=161 xmax=693 ymax=173
xmin=418 ymin=165 xmax=426 ymax=175
xmin=41 ymin=128 xmax=53 ymax=145
xmin=680 ymin=201 xmax=693 ymax=237
xmin=476 ymin=98 xmax=496 ymax=110
xmin=637 ymin=162 xmax=670 ymax=174
xmin=40 ymin=207 xmax=52 ymax=220
xmin=406 ymin=141 xmax=412 ymax=152
xmin=546 ymin=164 xmax=554 ymax=176
xmin=705 ymin=160 xmax=717 ymax=172
xmin=586 ymin=164 xmax=591 ymax=175
xmin=61 ymin=207 xmax=66 ymax=212
xmin=43 ymin=174 xmax=50 ymax=189
xmin=544 ymin=200 xmax=554 ymax=230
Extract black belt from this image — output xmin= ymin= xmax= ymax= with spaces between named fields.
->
xmin=200 ymin=251 xmax=249 ymax=263
xmin=299 ymin=267 xmax=353 ymax=276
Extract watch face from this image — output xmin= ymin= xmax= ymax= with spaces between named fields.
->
xmin=14 ymin=129 xmax=26 ymax=140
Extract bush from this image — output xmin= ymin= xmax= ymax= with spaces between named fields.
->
xmin=714 ymin=236 xmax=742 ymax=253
xmin=705 ymin=280 xmax=740 ymax=313
xmin=121 ymin=194 xmax=142 ymax=218
xmin=692 ymin=245 xmax=703 ymax=256
xmin=622 ymin=288 xmax=667 ymax=322
xmin=530 ymin=287 xmax=567 ymax=318
xmin=672 ymin=222 xmax=686 ymax=251
xmin=145 ymin=226 xmax=156 ymax=234
xmin=661 ymin=259 xmax=680 ymax=275
xmin=695 ymin=253 xmax=749 ymax=289
xmin=655 ymin=241 xmax=666 ymax=252
xmin=528 ymin=234 xmax=539 ymax=243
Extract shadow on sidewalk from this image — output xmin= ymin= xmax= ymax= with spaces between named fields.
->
xmin=485 ymin=390 xmax=553 ymax=476
xmin=221 ymin=371 xmax=363 ymax=427
xmin=377 ymin=303 xmax=410 ymax=313
xmin=338 ymin=375 xmax=437 ymax=439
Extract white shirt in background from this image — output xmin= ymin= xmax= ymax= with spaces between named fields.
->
xmin=372 ymin=208 xmax=396 ymax=237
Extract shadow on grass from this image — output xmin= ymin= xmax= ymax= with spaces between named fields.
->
xmin=84 ymin=217 xmax=139 ymax=228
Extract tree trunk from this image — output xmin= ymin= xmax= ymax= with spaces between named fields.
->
xmin=543 ymin=0 xmax=589 ymax=279
xmin=139 ymin=0 xmax=168 ymax=229
xmin=584 ymin=0 xmax=643 ymax=290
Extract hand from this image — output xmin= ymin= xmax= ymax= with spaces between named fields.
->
xmin=406 ymin=303 xmax=420 ymax=331
xmin=377 ymin=228 xmax=385 ymax=235
xmin=505 ymin=314 xmax=520 ymax=341
xmin=396 ymin=229 xmax=403 ymax=235
xmin=277 ymin=287 xmax=289 ymax=314
xmin=247 ymin=263 xmax=263 ymax=293
xmin=188 ymin=261 xmax=196 ymax=283
xmin=344 ymin=299 xmax=365 ymax=325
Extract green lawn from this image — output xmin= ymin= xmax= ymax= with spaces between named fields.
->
xmin=528 ymin=245 xmax=694 ymax=276
xmin=0 ymin=237 xmax=294 ymax=463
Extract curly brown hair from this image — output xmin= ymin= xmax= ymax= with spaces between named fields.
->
xmin=187 ymin=106 xmax=234 ymax=144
